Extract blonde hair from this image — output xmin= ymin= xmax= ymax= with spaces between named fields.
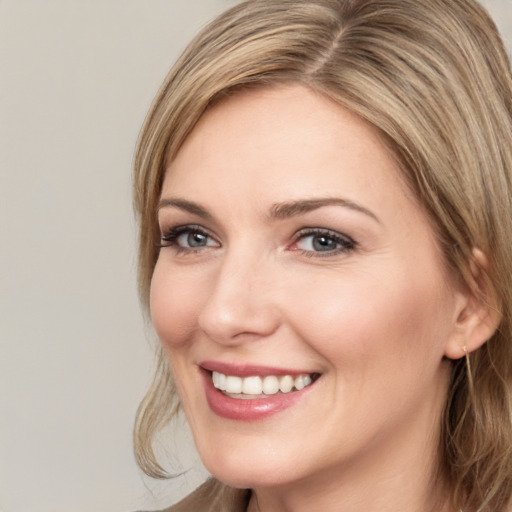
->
xmin=133 ymin=0 xmax=512 ymax=510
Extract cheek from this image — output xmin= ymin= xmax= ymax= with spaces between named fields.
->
xmin=282 ymin=265 xmax=454 ymax=373
xmin=149 ymin=261 xmax=203 ymax=349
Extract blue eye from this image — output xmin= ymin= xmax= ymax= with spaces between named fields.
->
xmin=295 ymin=229 xmax=355 ymax=255
xmin=177 ymin=231 xmax=210 ymax=248
xmin=160 ymin=225 xmax=219 ymax=250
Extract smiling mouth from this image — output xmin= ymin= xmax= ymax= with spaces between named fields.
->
xmin=211 ymin=371 xmax=320 ymax=399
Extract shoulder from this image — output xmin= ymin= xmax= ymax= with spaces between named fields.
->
xmin=143 ymin=478 xmax=250 ymax=512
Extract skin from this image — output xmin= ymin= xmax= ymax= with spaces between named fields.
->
xmin=150 ymin=84 xmax=473 ymax=512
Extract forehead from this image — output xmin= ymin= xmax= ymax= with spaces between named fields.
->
xmin=162 ymin=84 xmax=415 ymax=217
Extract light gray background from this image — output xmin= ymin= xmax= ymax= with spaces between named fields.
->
xmin=1 ymin=1 xmax=511 ymax=511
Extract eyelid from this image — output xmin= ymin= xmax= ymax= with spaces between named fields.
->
xmin=159 ymin=224 xmax=220 ymax=250
xmin=290 ymin=227 xmax=356 ymax=256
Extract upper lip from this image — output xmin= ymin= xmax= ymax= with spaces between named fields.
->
xmin=200 ymin=360 xmax=318 ymax=377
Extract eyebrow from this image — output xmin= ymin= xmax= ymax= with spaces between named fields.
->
xmin=269 ymin=198 xmax=381 ymax=223
xmin=158 ymin=198 xmax=212 ymax=218
xmin=158 ymin=196 xmax=380 ymax=224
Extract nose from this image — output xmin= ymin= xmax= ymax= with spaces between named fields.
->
xmin=198 ymin=250 xmax=281 ymax=345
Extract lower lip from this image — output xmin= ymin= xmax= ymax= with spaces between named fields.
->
xmin=201 ymin=370 xmax=315 ymax=421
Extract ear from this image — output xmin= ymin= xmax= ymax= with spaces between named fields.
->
xmin=444 ymin=249 xmax=501 ymax=360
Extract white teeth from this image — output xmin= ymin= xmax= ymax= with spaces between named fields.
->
xmin=212 ymin=371 xmax=227 ymax=390
xmin=225 ymin=375 xmax=242 ymax=394
xmin=212 ymin=371 xmax=314 ymax=396
xmin=294 ymin=374 xmax=312 ymax=390
xmin=279 ymin=375 xmax=294 ymax=393
xmin=262 ymin=375 xmax=279 ymax=395
xmin=242 ymin=376 xmax=263 ymax=395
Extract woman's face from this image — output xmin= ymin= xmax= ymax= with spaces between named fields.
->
xmin=151 ymin=85 xmax=463 ymax=491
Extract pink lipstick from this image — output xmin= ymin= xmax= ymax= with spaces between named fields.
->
xmin=199 ymin=362 xmax=319 ymax=421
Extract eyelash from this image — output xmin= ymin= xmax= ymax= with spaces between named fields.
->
xmin=159 ymin=225 xmax=356 ymax=257
xmin=160 ymin=225 xmax=217 ymax=253
xmin=292 ymin=228 xmax=356 ymax=257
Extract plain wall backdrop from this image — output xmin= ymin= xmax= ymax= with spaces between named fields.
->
xmin=1 ymin=1 xmax=511 ymax=511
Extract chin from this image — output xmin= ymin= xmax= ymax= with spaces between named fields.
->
xmin=197 ymin=439 xmax=301 ymax=490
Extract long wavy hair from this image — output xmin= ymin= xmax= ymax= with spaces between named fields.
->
xmin=133 ymin=1 xmax=512 ymax=510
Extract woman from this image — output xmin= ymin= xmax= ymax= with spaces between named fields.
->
xmin=132 ymin=0 xmax=512 ymax=511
